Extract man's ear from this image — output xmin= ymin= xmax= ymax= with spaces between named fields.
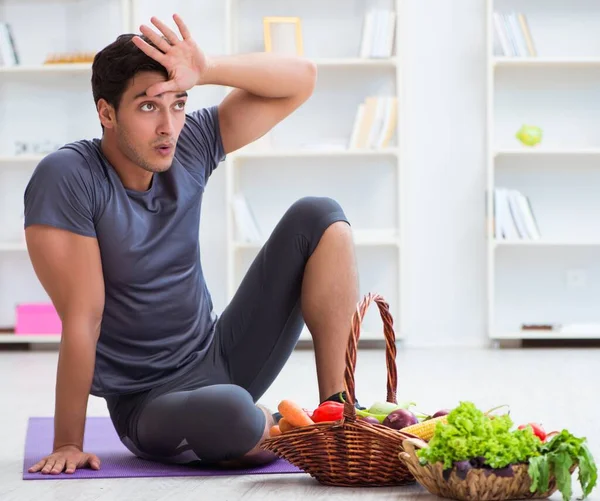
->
xmin=97 ymin=99 xmax=117 ymax=129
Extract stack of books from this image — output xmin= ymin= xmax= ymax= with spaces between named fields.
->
xmin=493 ymin=11 xmax=537 ymax=57
xmin=493 ymin=188 xmax=541 ymax=240
xmin=348 ymin=96 xmax=398 ymax=149
xmin=0 ymin=22 xmax=19 ymax=67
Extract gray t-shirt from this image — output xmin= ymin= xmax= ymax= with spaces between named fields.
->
xmin=23 ymin=106 xmax=226 ymax=398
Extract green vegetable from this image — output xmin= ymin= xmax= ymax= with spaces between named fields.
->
xmin=351 ymin=398 xmax=417 ymax=423
xmin=417 ymin=401 xmax=540 ymax=469
xmin=368 ymin=400 xmax=415 ymax=416
xmin=528 ymin=429 xmax=597 ymax=501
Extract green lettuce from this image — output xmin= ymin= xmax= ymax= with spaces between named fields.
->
xmin=417 ymin=401 xmax=540 ymax=469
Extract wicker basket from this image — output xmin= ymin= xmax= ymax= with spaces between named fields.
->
xmin=399 ymin=438 xmax=573 ymax=501
xmin=260 ymin=293 xmax=416 ymax=487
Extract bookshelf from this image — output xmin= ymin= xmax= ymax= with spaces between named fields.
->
xmin=494 ymin=57 xmax=600 ymax=68
xmin=0 ymin=0 xmax=404 ymax=345
xmin=487 ymin=0 xmax=600 ymax=344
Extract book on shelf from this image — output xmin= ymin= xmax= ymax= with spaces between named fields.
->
xmin=0 ymin=22 xmax=19 ymax=67
xmin=348 ymin=96 xmax=397 ymax=150
xmin=231 ymin=193 xmax=262 ymax=243
xmin=493 ymin=188 xmax=540 ymax=240
xmin=359 ymin=8 xmax=396 ymax=59
xmin=493 ymin=11 xmax=537 ymax=57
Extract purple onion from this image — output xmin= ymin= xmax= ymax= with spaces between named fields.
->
xmin=382 ymin=409 xmax=418 ymax=430
xmin=454 ymin=460 xmax=472 ymax=480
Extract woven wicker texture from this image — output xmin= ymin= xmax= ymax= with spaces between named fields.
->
xmin=399 ymin=438 xmax=566 ymax=500
xmin=260 ymin=293 xmax=416 ymax=487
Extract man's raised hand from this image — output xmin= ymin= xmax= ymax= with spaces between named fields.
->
xmin=132 ymin=13 xmax=210 ymax=96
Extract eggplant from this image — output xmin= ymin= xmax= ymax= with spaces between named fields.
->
xmin=469 ymin=456 xmax=487 ymax=468
xmin=487 ymin=465 xmax=514 ymax=478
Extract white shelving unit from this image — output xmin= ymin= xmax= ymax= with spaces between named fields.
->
xmin=486 ymin=0 xmax=600 ymax=344
xmin=495 ymin=148 xmax=600 ymax=157
xmin=0 ymin=333 xmax=60 ymax=343
xmin=0 ymin=0 xmax=404 ymax=345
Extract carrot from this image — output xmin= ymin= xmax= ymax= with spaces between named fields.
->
xmin=278 ymin=400 xmax=315 ymax=428
xmin=269 ymin=425 xmax=282 ymax=437
xmin=278 ymin=418 xmax=294 ymax=433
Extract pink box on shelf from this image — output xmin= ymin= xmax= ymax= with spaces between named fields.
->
xmin=15 ymin=303 xmax=62 ymax=335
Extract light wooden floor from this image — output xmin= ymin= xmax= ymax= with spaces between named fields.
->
xmin=1 ymin=345 xmax=599 ymax=501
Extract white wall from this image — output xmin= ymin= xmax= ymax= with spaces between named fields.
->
xmin=401 ymin=0 xmax=488 ymax=347
xmin=0 ymin=0 xmax=491 ymax=348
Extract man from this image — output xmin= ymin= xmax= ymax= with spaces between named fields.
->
xmin=24 ymin=14 xmax=360 ymax=475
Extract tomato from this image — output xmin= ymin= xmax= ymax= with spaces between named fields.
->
xmin=518 ymin=422 xmax=547 ymax=441
xmin=311 ymin=401 xmax=344 ymax=423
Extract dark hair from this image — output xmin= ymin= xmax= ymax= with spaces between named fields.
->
xmin=91 ymin=34 xmax=168 ymax=112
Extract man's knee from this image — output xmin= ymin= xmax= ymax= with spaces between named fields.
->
xmin=280 ymin=197 xmax=350 ymax=247
xmin=185 ymin=384 xmax=266 ymax=462
xmin=285 ymin=196 xmax=346 ymax=226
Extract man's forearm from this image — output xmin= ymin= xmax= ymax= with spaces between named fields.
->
xmin=200 ymin=52 xmax=316 ymax=99
xmin=53 ymin=323 xmax=98 ymax=451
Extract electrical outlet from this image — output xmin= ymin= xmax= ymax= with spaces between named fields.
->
xmin=566 ymin=269 xmax=587 ymax=289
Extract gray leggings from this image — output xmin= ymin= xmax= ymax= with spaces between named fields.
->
xmin=105 ymin=197 xmax=349 ymax=464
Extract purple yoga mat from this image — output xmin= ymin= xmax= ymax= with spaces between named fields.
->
xmin=23 ymin=417 xmax=303 ymax=480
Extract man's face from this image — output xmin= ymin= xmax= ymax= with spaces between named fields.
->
xmin=113 ymin=71 xmax=188 ymax=173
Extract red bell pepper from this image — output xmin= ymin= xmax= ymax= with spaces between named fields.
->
xmin=311 ymin=401 xmax=344 ymax=423
xmin=518 ymin=422 xmax=547 ymax=441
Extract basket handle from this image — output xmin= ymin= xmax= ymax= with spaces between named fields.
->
xmin=342 ymin=293 xmax=397 ymax=422
xmin=401 ymin=437 xmax=429 ymax=458
xmin=398 ymin=438 xmax=429 ymax=468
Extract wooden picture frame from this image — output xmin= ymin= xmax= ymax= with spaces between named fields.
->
xmin=263 ymin=16 xmax=303 ymax=56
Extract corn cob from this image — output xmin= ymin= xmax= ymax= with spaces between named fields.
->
xmin=400 ymin=415 xmax=448 ymax=441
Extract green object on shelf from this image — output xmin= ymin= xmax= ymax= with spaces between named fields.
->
xmin=516 ymin=124 xmax=543 ymax=146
